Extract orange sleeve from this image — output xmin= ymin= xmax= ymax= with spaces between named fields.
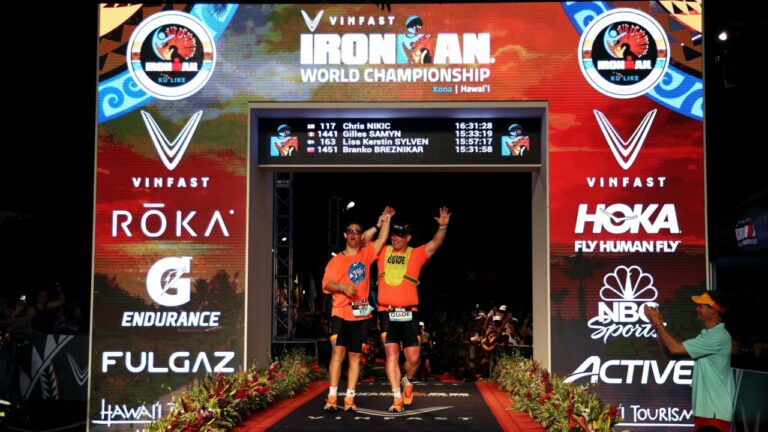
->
xmin=322 ymin=257 xmax=341 ymax=294
xmin=412 ymin=244 xmax=430 ymax=267
xmin=364 ymin=242 xmax=377 ymax=265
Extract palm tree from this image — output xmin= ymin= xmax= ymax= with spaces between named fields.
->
xmin=563 ymin=251 xmax=602 ymax=322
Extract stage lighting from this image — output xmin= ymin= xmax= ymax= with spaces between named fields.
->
xmin=345 ymin=201 xmax=355 ymax=211
xmin=718 ymin=31 xmax=728 ymax=41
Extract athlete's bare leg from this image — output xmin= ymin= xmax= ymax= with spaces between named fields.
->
xmin=329 ymin=345 xmax=346 ymax=389
xmin=384 ymin=343 xmax=401 ymax=390
xmin=403 ymin=346 xmax=421 ymax=380
xmin=346 ymin=352 xmax=362 ymax=391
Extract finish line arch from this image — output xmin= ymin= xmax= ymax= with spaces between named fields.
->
xmin=91 ymin=3 xmax=704 ymax=430
xmin=245 ymin=102 xmax=551 ymax=368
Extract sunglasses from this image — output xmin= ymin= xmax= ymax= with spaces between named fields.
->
xmin=391 ymin=225 xmax=411 ymax=236
xmin=345 ymin=229 xmax=363 ymax=235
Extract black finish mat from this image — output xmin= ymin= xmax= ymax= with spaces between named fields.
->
xmin=267 ymin=381 xmax=502 ymax=431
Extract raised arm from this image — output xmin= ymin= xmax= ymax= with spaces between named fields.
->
xmin=362 ymin=206 xmax=395 ymax=244
xmin=425 ymin=207 xmax=451 ymax=258
xmin=372 ymin=213 xmax=391 ymax=254
xmin=645 ymin=305 xmax=687 ymax=355
xmin=47 ymin=286 xmax=66 ymax=310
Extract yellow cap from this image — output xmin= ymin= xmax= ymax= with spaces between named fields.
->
xmin=691 ymin=292 xmax=725 ymax=313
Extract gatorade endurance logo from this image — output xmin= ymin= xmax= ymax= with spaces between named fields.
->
xmin=578 ymin=9 xmax=669 ymax=99
xmin=127 ymin=11 xmax=216 ymax=100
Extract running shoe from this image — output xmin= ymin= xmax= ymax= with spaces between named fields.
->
xmin=401 ymin=376 xmax=414 ymax=406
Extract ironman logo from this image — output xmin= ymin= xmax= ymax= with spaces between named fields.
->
xmin=127 ymin=11 xmax=216 ymax=100
xmin=578 ymin=8 xmax=669 ymax=99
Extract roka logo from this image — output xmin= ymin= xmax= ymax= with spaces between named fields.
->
xmin=594 ymin=109 xmax=657 ymax=170
xmin=575 ymin=203 xmax=680 ymax=234
xmin=146 ymin=257 xmax=192 ymax=307
xmin=141 ymin=110 xmax=203 ymax=171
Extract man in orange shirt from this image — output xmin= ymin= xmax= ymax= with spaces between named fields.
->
xmin=321 ymin=210 xmax=391 ymax=413
xmin=376 ymin=207 xmax=450 ymax=412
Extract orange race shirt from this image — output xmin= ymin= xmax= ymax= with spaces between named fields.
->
xmin=377 ymin=244 xmax=429 ymax=310
xmin=322 ymin=242 xmax=376 ymax=321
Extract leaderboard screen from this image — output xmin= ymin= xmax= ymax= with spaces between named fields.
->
xmin=252 ymin=107 xmax=542 ymax=167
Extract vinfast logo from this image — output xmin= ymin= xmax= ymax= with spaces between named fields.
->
xmin=575 ymin=203 xmax=680 ymax=234
xmin=564 ymin=356 xmax=693 ymax=385
xmin=141 ymin=110 xmax=203 ymax=171
xmin=594 ymin=109 xmax=657 ymax=170
xmin=146 ymin=257 xmax=192 ymax=307
xmin=588 ymin=265 xmax=659 ymax=343
xmin=300 ymin=10 xmax=324 ymax=32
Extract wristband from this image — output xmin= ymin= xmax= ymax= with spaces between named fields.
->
xmin=438 ymin=225 xmax=448 ymax=230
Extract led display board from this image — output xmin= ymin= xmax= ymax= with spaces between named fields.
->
xmin=94 ymin=3 xmax=705 ymax=430
xmin=253 ymin=107 xmax=541 ymax=167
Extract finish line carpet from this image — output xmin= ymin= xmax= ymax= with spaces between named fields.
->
xmin=236 ymin=380 xmax=545 ymax=432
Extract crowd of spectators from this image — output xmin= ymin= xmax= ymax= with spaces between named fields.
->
xmin=1 ymin=282 xmax=85 ymax=350
xmin=1 ymin=282 xmax=86 ymax=404
xmin=342 ymin=301 xmax=534 ymax=381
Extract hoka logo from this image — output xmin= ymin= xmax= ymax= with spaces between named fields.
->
xmin=575 ymin=203 xmax=680 ymax=234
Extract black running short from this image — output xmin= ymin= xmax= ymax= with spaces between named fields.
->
xmin=330 ymin=316 xmax=369 ymax=353
xmin=379 ymin=311 xmax=420 ymax=348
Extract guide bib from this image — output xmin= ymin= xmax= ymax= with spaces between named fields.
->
xmin=380 ymin=246 xmax=420 ymax=286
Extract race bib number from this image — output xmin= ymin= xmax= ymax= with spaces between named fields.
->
xmin=352 ymin=305 xmax=373 ymax=317
xmin=389 ymin=309 xmax=413 ymax=322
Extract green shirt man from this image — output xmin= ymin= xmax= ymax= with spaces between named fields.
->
xmin=683 ymin=323 xmax=733 ymax=421
xmin=645 ymin=291 xmax=733 ymax=432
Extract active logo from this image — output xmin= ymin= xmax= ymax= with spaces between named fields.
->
xmin=594 ymin=109 xmax=657 ymax=170
xmin=127 ymin=11 xmax=216 ymax=100
xmin=565 ymin=356 xmax=693 ymax=385
xmin=146 ymin=256 xmax=192 ymax=307
xmin=578 ymin=8 xmax=669 ymax=99
xmin=141 ymin=110 xmax=203 ymax=170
